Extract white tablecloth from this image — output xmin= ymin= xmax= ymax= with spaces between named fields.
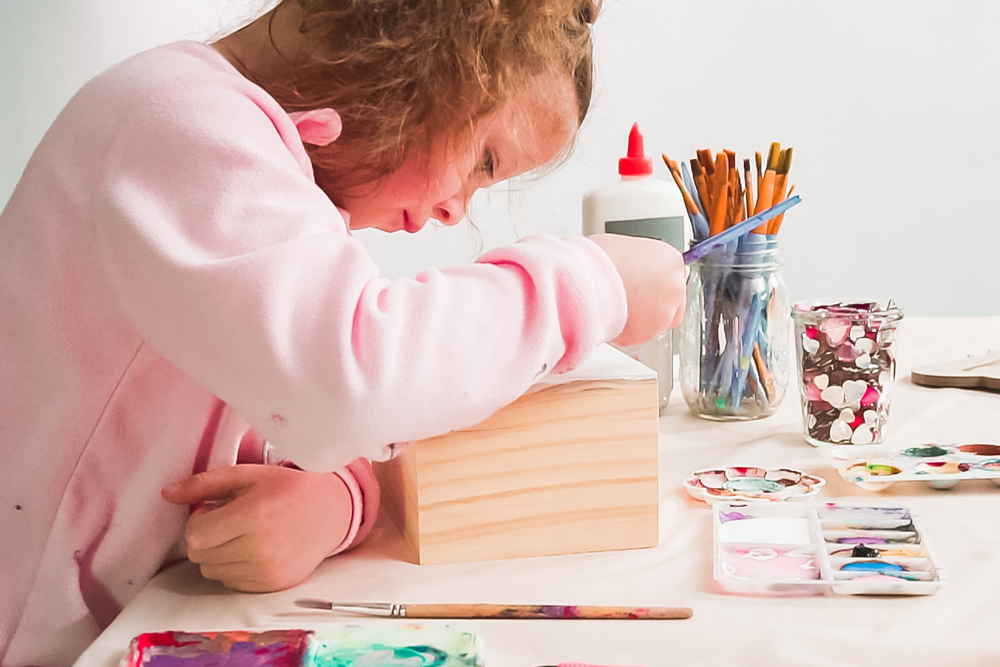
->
xmin=76 ymin=317 xmax=1000 ymax=667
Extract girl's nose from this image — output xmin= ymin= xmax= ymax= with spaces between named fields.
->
xmin=431 ymin=194 xmax=468 ymax=226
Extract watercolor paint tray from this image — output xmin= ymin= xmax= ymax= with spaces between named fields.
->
xmin=822 ymin=443 xmax=1000 ymax=491
xmin=125 ymin=625 xmax=483 ymax=667
xmin=713 ymin=501 xmax=945 ymax=596
xmin=684 ymin=466 xmax=825 ymax=503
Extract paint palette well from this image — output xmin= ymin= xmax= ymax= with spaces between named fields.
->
xmin=822 ymin=443 xmax=1000 ymax=491
xmin=684 ymin=466 xmax=826 ymax=502
xmin=125 ymin=625 xmax=484 ymax=667
xmin=713 ymin=501 xmax=945 ymax=596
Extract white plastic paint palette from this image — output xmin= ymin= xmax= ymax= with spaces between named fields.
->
xmin=683 ymin=466 xmax=826 ymax=503
xmin=713 ymin=501 xmax=945 ymax=596
xmin=824 ymin=443 xmax=1000 ymax=491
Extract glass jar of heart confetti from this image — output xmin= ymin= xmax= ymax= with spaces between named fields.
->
xmin=679 ymin=235 xmax=791 ymax=420
xmin=791 ymin=301 xmax=904 ymax=446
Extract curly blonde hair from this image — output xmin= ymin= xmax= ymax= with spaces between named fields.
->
xmin=258 ymin=0 xmax=599 ymax=201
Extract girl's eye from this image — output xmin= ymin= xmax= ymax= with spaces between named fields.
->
xmin=478 ymin=149 xmax=496 ymax=180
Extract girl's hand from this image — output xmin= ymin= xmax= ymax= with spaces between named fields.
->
xmin=161 ymin=465 xmax=353 ymax=592
xmin=588 ymin=233 xmax=686 ymax=347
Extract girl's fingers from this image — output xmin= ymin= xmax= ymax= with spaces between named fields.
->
xmin=185 ymin=538 xmax=248 ymax=567
xmin=197 ymin=560 xmax=257 ymax=587
xmin=184 ymin=500 xmax=255 ymax=551
xmin=161 ymin=465 xmax=265 ymax=506
xmin=197 ymin=559 xmax=298 ymax=593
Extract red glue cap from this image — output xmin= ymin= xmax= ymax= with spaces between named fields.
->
xmin=618 ymin=122 xmax=653 ymax=176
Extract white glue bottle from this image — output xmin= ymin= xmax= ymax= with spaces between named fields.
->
xmin=582 ymin=122 xmax=687 ymax=414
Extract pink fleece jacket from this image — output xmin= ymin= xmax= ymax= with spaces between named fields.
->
xmin=0 ymin=42 xmax=627 ymax=665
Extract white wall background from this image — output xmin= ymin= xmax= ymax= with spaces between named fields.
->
xmin=3 ymin=0 xmax=998 ymax=316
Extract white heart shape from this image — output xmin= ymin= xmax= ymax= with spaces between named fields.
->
xmin=876 ymin=327 xmax=895 ymax=345
xmin=830 ymin=419 xmax=852 ymax=442
xmin=813 ymin=374 xmax=829 ymax=390
xmin=855 ymin=338 xmax=876 ymax=355
xmin=821 ymin=318 xmax=851 ymax=346
xmin=802 ymin=336 xmax=820 ymax=355
xmin=855 ymin=353 xmax=872 ymax=368
xmin=863 ymin=409 xmax=879 ymax=424
xmin=851 ymin=425 xmax=874 ymax=445
xmin=821 ymin=386 xmax=846 ymax=408
xmin=840 ymin=408 xmax=855 ymax=422
xmin=850 ymin=325 xmax=866 ymax=341
xmin=843 ymin=380 xmax=867 ymax=405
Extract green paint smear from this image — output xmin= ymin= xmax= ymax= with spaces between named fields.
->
xmin=901 ymin=446 xmax=949 ymax=457
xmin=310 ymin=627 xmax=481 ymax=667
xmin=723 ymin=478 xmax=784 ymax=494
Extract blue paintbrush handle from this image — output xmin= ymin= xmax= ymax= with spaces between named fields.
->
xmin=682 ymin=196 xmax=801 ymax=264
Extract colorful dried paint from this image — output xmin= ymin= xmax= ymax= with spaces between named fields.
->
xmin=719 ymin=546 xmax=820 ymax=582
xmin=841 ymin=561 xmax=904 ymax=574
xmin=126 ymin=630 xmax=312 ymax=667
xmin=915 ymin=461 xmax=971 ymax=475
xmin=847 ymin=462 xmax=901 ymax=477
xmin=712 ymin=501 xmax=944 ymax=596
xmin=956 ymin=444 xmax=1000 ymax=457
xmin=126 ymin=626 xmax=483 ymax=667
xmin=683 ymin=466 xmax=825 ymax=503
xmin=901 ymin=445 xmax=950 ymax=458
xmin=824 ymin=443 xmax=1000 ymax=490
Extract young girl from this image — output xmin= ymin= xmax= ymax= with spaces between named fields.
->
xmin=0 ymin=0 xmax=685 ymax=664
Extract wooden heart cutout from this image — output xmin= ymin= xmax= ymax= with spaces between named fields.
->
xmin=911 ymin=350 xmax=1000 ymax=392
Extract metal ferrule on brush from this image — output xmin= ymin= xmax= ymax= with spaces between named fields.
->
xmin=294 ymin=599 xmax=404 ymax=617
xmin=332 ymin=602 xmax=404 ymax=617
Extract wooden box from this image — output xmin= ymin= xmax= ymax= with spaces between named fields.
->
xmin=373 ymin=345 xmax=660 ymax=565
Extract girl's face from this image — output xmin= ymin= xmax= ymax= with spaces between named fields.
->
xmin=341 ymin=73 xmax=577 ymax=233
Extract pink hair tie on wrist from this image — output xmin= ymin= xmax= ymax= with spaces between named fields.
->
xmin=328 ymin=464 xmax=363 ymax=556
xmin=287 ymin=108 xmax=342 ymax=146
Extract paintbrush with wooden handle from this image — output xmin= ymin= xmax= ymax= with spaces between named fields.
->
xmin=294 ymin=599 xmax=692 ymax=620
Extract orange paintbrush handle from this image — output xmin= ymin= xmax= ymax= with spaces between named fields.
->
xmin=709 ymin=177 xmax=729 ymax=236
xmin=713 ymin=152 xmax=729 ymax=203
xmin=753 ymin=343 xmax=776 ymax=403
xmin=752 ymin=169 xmax=776 ymax=232
xmin=769 ymin=184 xmax=795 ymax=234
xmin=766 ymin=176 xmax=787 ymax=233
xmin=727 ymin=168 xmax=739 ymax=228
xmin=697 ymin=148 xmax=715 ymax=175
xmin=767 ymin=148 xmax=794 ymax=234
xmin=663 ymin=153 xmax=701 ymax=215
xmin=691 ymin=160 xmax=711 ymax=213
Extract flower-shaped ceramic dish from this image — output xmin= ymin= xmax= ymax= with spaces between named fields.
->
xmin=684 ymin=466 xmax=826 ymax=503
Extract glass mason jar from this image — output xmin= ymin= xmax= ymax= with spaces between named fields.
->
xmin=615 ymin=329 xmax=673 ymax=415
xmin=680 ymin=235 xmax=790 ymax=420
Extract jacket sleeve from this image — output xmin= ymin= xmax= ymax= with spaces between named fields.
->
xmin=93 ymin=67 xmax=627 ymax=472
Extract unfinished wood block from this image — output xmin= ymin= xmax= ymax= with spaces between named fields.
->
xmin=373 ymin=345 xmax=660 ymax=565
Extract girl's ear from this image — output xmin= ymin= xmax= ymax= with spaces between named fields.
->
xmin=288 ymin=108 xmax=342 ymax=146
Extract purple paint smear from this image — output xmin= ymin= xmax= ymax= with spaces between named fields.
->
xmin=128 ymin=630 xmax=311 ymax=667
